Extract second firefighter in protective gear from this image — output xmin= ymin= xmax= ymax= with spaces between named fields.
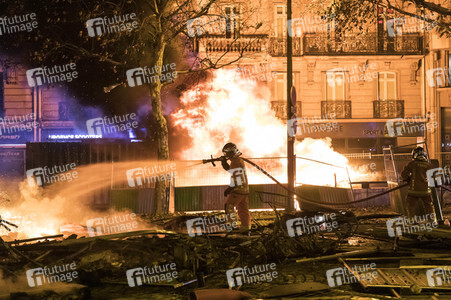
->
xmin=221 ymin=142 xmax=251 ymax=230
xmin=401 ymin=147 xmax=434 ymax=218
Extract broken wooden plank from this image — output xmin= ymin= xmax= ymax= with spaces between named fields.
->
xmin=339 ymin=257 xmax=369 ymax=289
xmin=7 ymin=234 xmax=64 ymax=245
xmin=0 ymin=237 xmax=43 ymax=267
xmin=296 ymin=247 xmax=383 ymax=263
xmin=15 ymin=230 xmax=179 ymax=249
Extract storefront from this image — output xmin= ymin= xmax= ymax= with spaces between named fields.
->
xmin=296 ymin=121 xmax=425 ymax=154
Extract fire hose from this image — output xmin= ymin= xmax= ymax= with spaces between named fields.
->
xmin=241 ymin=157 xmax=409 ymax=208
xmin=203 ymin=155 xmax=409 ymax=209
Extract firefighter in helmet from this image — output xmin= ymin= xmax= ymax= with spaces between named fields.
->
xmin=221 ymin=142 xmax=251 ymax=231
xmin=401 ymin=147 xmax=435 ymax=218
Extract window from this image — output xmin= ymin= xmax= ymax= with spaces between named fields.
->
xmin=325 ymin=71 xmax=346 ymax=100
xmin=5 ymin=66 xmax=18 ymax=84
xmin=224 ymin=6 xmax=240 ymax=39
xmin=275 ymin=73 xmax=285 ymax=101
xmin=272 ymin=72 xmax=299 ymax=119
xmin=274 ymin=72 xmax=296 ymax=100
xmin=275 ymin=6 xmax=286 ymax=37
xmin=377 ymin=7 xmax=396 ymax=52
xmin=378 ymin=72 xmax=397 ymax=100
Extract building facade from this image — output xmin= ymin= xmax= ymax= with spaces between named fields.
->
xmin=194 ymin=1 xmax=450 ymax=161
xmin=0 ymin=62 xmax=77 ymax=179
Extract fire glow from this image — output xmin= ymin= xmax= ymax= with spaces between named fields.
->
xmin=172 ymin=69 xmax=352 ymax=186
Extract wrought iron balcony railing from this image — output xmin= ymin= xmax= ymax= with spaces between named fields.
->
xmin=321 ymin=101 xmax=351 ymax=119
xmin=268 ymin=37 xmax=302 ymax=57
xmin=304 ymin=32 xmax=424 ymax=55
xmin=271 ymin=101 xmax=302 ymax=120
xmin=373 ymin=100 xmax=404 ymax=118
xmin=200 ymin=34 xmax=267 ymax=53
xmin=199 ymin=35 xmax=304 ymax=57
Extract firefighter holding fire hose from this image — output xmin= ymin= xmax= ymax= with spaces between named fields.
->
xmin=219 ymin=143 xmax=251 ymax=232
xmin=401 ymin=147 xmax=435 ymax=218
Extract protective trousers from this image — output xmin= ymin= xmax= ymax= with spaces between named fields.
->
xmin=225 ymin=192 xmax=251 ymax=229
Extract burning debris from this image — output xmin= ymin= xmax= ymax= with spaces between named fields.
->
xmin=0 ymin=207 xmax=450 ymax=299
xmin=0 ymin=0 xmax=449 ymax=296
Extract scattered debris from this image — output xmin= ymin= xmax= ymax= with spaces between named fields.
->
xmin=0 ymin=208 xmax=450 ymax=298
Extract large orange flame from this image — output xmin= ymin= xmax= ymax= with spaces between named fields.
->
xmin=172 ymin=69 xmax=353 ymax=186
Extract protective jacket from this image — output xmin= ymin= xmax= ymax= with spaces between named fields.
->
xmin=222 ymin=157 xmax=249 ymax=194
xmin=401 ymin=157 xmax=433 ymax=197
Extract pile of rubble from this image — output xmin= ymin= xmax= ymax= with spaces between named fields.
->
xmin=0 ymin=208 xmax=450 ymax=299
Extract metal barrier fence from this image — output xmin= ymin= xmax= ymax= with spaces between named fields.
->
xmin=173 ymin=156 xmax=390 ymax=188
xmin=174 ymin=158 xmax=287 ymax=187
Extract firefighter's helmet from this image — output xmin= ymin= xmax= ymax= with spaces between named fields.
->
xmin=222 ymin=142 xmax=242 ymax=158
xmin=412 ymin=146 xmax=427 ymax=160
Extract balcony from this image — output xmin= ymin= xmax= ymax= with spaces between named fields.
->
xmin=200 ymin=34 xmax=267 ymax=53
xmin=271 ymin=101 xmax=302 ymax=120
xmin=321 ymin=101 xmax=351 ymax=119
xmin=373 ymin=100 xmax=404 ymax=118
xmin=304 ymin=32 xmax=424 ymax=55
xmin=199 ymin=35 xmax=304 ymax=57
xmin=268 ymin=37 xmax=302 ymax=57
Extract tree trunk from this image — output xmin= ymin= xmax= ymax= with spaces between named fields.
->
xmin=149 ymin=38 xmax=169 ymax=215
